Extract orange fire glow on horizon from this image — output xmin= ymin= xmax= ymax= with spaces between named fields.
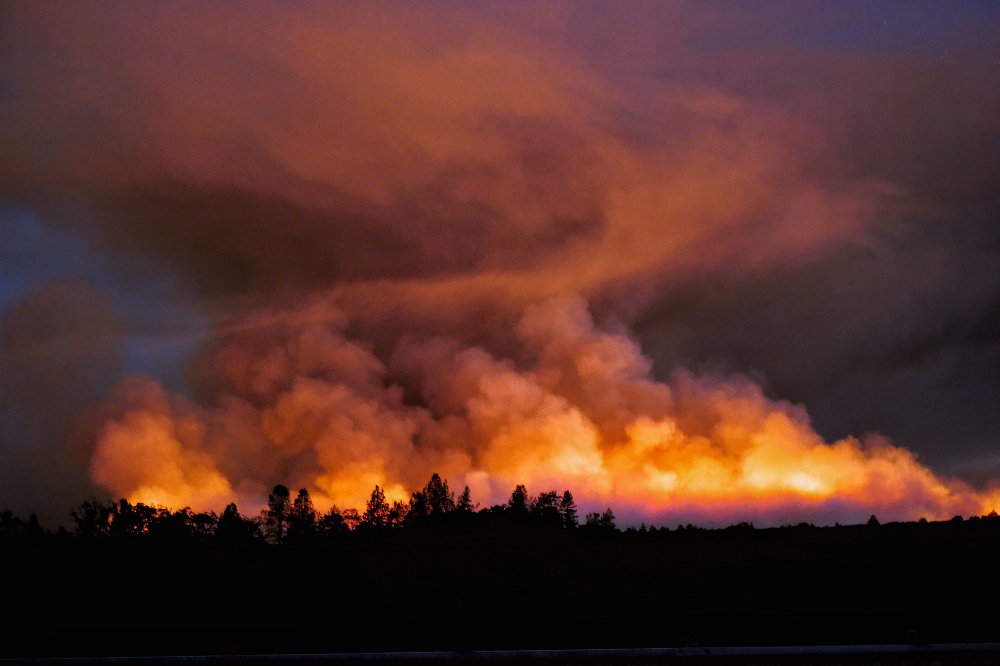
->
xmin=89 ymin=295 xmax=999 ymax=526
xmin=3 ymin=4 xmax=998 ymax=529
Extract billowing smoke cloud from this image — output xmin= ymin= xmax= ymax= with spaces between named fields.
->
xmin=1 ymin=4 xmax=998 ymax=523
xmin=91 ymin=294 xmax=997 ymax=525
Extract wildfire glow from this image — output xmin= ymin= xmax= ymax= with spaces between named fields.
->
xmin=90 ymin=295 xmax=997 ymax=526
xmin=3 ymin=5 xmax=996 ymax=527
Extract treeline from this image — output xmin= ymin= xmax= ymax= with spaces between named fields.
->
xmin=254 ymin=475 xmax=616 ymax=544
xmin=2 ymin=471 xmax=997 ymax=544
xmin=3 ymin=473 xmax=1000 ymax=656
xmin=0 ymin=473 xmax=613 ymax=544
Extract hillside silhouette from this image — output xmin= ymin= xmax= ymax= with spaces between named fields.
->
xmin=1 ymin=474 xmax=999 ymax=658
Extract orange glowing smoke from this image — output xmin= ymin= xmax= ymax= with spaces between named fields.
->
xmin=90 ymin=295 xmax=998 ymax=526
xmin=7 ymin=5 xmax=989 ymax=526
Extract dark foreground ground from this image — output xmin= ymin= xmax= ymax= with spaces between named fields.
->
xmin=4 ymin=644 xmax=1000 ymax=666
xmin=2 ymin=517 xmax=998 ymax=660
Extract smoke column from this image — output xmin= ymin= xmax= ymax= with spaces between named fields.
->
xmin=2 ymin=4 xmax=998 ymax=524
xmin=91 ymin=294 xmax=997 ymax=525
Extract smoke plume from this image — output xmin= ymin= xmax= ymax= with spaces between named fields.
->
xmin=2 ymin=3 xmax=998 ymax=524
xmin=91 ymin=294 xmax=996 ymax=525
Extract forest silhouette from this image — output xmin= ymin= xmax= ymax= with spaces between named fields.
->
xmin=2 ymin=474 xmax=999 ymax=658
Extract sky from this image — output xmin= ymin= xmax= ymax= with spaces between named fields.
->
xmin=1 ymin=1 xmax=998 ymax=526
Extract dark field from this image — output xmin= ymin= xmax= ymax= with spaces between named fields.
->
xmin=2 ymin=514 xmax=998 ymax=659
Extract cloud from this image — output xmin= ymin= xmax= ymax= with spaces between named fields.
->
xmin=1 ymin=3 xmax=884 ymax=302
xmin=88 ymin=294 xmax=996 ymax=525
xmin=0 ymin=282 xmax=124 ymax=521
xmin=1 ymin=3 xmax=998 ymax=523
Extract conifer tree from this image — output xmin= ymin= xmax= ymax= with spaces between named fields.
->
xmin=409 ymin=490 xmax=429 ymax=520
xmin=218 ymin=503 xmax=258 ymax=543
xmin=362 ymin=485 xmax=390 ymax=527
xmin=508 ymin=484 xmax=530 ymax=515
xmin=341 ymin=508 xmax=361 ymax=531
xmin=560 ymin=490 xmax=578 ymax=528
xmin=389 ymin=500 xmax=409 ymax=526
xmin=319 ymin=507 xmax=348 ymax=536
xmin=264 ymin=484 xmax=291 ymax=544
xmin=600 ymin=508 xmax=616 ymax=530
xmin=288 ymin=488 xmax=317 ymax=540
xmin=533 ymin=491 xmax=561 ymax=527
xmin=456 ymin=486 xmax=475 ymax=513
xmin=425 ymin=473 xmax=455 ymax=514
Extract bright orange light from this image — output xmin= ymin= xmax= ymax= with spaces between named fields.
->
xmin=89 ymin=296 xmax=994 ymax=526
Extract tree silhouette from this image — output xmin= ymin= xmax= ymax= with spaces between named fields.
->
xmin=362 ymin=485 xmax=390 ymax=528
xmin=8 ymin=477 xmax=1000 ymax=658
xmin=456 ymin=486 xmax=475 ymax=513
xmin=288 ymin=488 xmax=317 ymax=541
xmin=408 ymin=489 xmax=429 ymax=521
xmin=560 ymin=490 xmax=578 ymax=529
xmin=264 ymin=484 xmax=292 ymax=544
xmin=508 ymin=484 xmax=530 ymax=516
xmin=425 ymin=473 xmax=455 ymax=515
xmin=600 ymin=508 xmax=616 ymax=529
xmin=585 ymin=508 xmax=616 ymax=530
xmin=217 ymin=503 xmax=259 ymax=543
xmin=342 ymin=508 xmax=361 ymax=531
xmin=108 ymin=499 xmax=162 ymax=537
xmin=318 ymin=507 xmax=348 ymax=536
xmin=532 ymin=490 xmax=562 ymax=528
xmin=71 ymin=500 xmax=113 ymax=539
xmin=0 ymin=510 xmax=23 ymax=534
xmin=389 ymin=500 xmax=409 ymax=527
xmin=148 ymin=506 xmax=217 ymax=541
xmin=408 ymin=474 xmax=459 ymax=524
